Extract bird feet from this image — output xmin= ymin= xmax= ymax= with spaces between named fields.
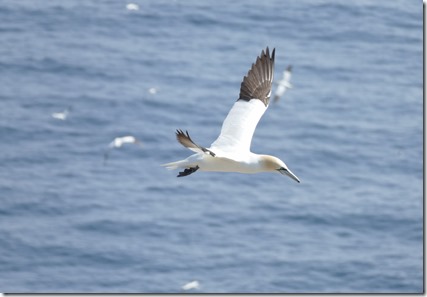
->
xmin=177 ymin=166 xmax=200 ymax=177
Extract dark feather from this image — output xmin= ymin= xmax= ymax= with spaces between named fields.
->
xmin=238 ymin=47 xmax=275 ymax=107
xmin=176 ymin=129 xmax=216 ymax=157
xmin=177 ymin=166 xmax=200 ymax=177
xmin=176 ymin=129 xmax=198 ymax=150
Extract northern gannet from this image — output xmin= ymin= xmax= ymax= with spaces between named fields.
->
xmin=274 ymin=65 xmax=293 ymax=103
xmin=51 ymin=106 xmax=72 ymax=120
xmin=104 ymin=136 xmax=143 ymax=164
xmin=181 ymin=280 xmax=200 ymax=291
xmin=163 ymin=48 xmax=300 ymax=183
xmin=148 ymin=87 xmax=157 ymax=94
xmin=126 ymin=3 xmax=139 ymax=11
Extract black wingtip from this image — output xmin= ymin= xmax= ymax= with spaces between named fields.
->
xmin=176 ymin=129 xmax=185 ymax=138
xmin=264 ymin=46 xmax=275 ymax=61
xmin=238 ymin=47 xmax=276 ymax=106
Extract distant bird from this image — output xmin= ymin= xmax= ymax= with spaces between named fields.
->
xmin=126 ymin=3 xmax=139 ymax=11
xmin=182 ymin=280 xmax=200 ymax=291
xmin=104 ymin=136 xmax=143 ymax=164
xmin=273 ymin=65 xmax=293 ymax=103
xmin=148 ymin=87 xmax=157 ymax=94
xmin=162 ymin=48 xmax=300 ymax=183
xmin=51 ymin=106 xmax=72 ymax=120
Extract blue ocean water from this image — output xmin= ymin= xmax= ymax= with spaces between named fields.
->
xmin=0 ymin=0 xmax=423 ymax=293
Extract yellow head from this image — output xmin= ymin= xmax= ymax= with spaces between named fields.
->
xmin=260 ymin=155 xmax=300 ymax=183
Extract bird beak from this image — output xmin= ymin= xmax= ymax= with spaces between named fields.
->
xmin=278 ymin=167 xmax=300 ymax=183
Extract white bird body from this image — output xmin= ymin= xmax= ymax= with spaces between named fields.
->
xmin=51 ymin=112 xmax=67 ymax=120
xmin=51 ymin=107 xmax=71 ymax=120
xmin=104 ymin=136 xmax=142 ymax=164
xmin=126 ymin=3 xmax=139 ymax=11
xmin=163 ymin=48 xmax=300 ymax=183
xmin=109 ymin=136 xmax=139 ymax=148
xmin=182 ymin=280 xmax=200 ymax=291
xmin=170 ymin=152 xmax=287 ymax=174
xmin=274 ymin=65 xmax=293 ymax=102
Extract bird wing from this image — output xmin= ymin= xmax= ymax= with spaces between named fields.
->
xmin=209 ymin=47 xmax=275 ymax=154
xmin=108 ymin=140 xmax=117 ymax=148
xmin=176 ymin=129 xmax=216 ymax=156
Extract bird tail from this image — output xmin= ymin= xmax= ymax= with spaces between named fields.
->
xmin=161 ymin=159 xmax=190 ymax=170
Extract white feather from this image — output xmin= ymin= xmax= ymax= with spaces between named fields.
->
xmin=182 ymin=280 xmax=200 ymax=290
xmin=209 ymin=99 xmax=266 ymax=155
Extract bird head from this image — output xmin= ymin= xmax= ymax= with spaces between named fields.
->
xmin=261 ymin=155 xmax=300 ymax=183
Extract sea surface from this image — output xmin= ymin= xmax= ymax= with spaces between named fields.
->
xmin=0 ymin=0 xmax=423 ymax=293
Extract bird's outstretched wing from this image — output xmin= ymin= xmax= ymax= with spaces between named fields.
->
xmin=210 ymin=47 xmax=275 ymax=154
xmin=176 ymin=129 xmax=215 ymax=156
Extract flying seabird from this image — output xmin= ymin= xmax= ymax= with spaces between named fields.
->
xmin=126 ymin=3 xmax=139 ymax=11
xmin=104 ymin=135 xmax=143 ymax=164
xmin=162 ymin=47 xmax=300 ymax=183
xmin=181 ymin=280 xmax=200 ymax=291
xmin=51 ymin=106 xmax=72 ymax=120
xmin=274 ymin=65 xmax=293 ymax=103
xmin=148 ymin=87 xmax=157 ymax=94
